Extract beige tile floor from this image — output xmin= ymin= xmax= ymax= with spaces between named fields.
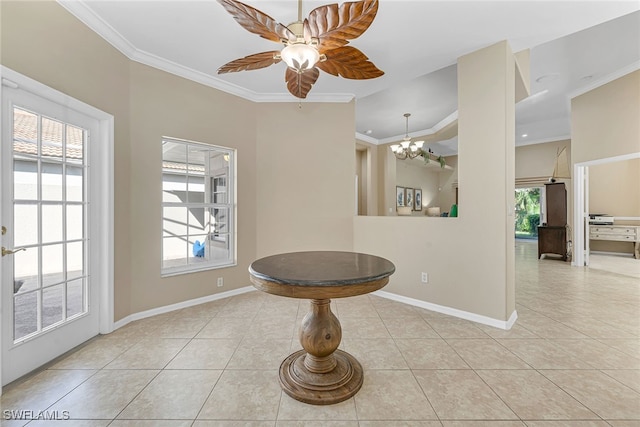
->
xmin=589 ymin=252 xmax=640 ymax=280
xmin=2 ymin=240 xmax=639 ymax=426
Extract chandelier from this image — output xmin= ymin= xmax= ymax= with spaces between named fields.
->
xmin=390 ymin=113 xmax=425 ymax=160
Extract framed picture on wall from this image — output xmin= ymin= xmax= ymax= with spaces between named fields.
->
xmin=414 ymin=189 xmax=422 ymax=211
xmin=405 ymin=188 xmax=414 ymax=209
xmin=396 ymin=186 xmax=405 ymax=208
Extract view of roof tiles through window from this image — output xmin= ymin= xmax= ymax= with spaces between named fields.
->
xmin=13 ymin=108 xmax=84 ymax=160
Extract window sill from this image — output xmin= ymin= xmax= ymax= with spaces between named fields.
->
xmin=161 ymin=261 xmax=237 ymax=278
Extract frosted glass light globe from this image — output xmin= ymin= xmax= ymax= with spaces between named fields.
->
xmin=281 ymin=44 xmax=320 ymax=71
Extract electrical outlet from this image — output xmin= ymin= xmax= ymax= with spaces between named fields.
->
xmin=217 ymin=277 xmax=224 ymax=287
xmin=421 ymin=272 xmax=429 ymax=283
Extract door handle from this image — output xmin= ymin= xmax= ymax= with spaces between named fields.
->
xmin=2 ymin=247 xmax=26 ymax=257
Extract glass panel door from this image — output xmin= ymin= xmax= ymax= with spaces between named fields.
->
xmin=11 ymin=107 xmax=89 ymax=342
xmin=2 ymin=80 xmax=101 ymax=386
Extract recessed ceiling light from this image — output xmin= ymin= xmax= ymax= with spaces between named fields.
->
xmin=535 ymin=74 xmax=559 ymax=83
xmin=365 ymin=129 xmax=373 ymax=135
xmin=522 ymin=134 xmax=528 ymax=138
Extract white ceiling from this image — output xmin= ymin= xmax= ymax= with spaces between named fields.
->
xmin=59 ymin=0 xmax=640 ymax=155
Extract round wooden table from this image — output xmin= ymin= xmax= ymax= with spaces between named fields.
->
xmin=249 ymin=251 xmax=395 ymax=405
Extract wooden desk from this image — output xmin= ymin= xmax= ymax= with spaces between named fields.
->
xmin=249 ymin=251 xmax=395 ymax=405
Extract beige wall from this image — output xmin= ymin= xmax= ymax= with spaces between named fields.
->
xmin=356 ymin=139 xmax=380 ymax=216
xmin=255 ymin=102 xmax=355 ymax=257
xmin=589 ymin=158 xmax=640 ymax=254
xmin=1 ymin=1 xmax=355 ymax=320
xmin=356 ymin=149 xmax=366 ymax=215
xmin=387 ymin=140 xmax=580 ymax=238
xmin=127 ymin=62 xmax=258 ymax=314
xmin=395 ymin=161 xmax=439 ymax=215
xmin=515 ymin=140 xmax=571 ymax=180
xmin=355 ymin=41 xmax=520 ymax=322
xmin=492 ymin=130 xmax=635 ymax=257
xmin=10 ymin=0 xmax=636 ymax=332
xmin=458 ymin=40 xmax=517 ymax=320
xmin=1 ymin=0 xmax=133 ymax=320
xmin=571 ymin=70 xmax=640 ymax=163
xmin=378 ymin=154 xmax=458 ymax=216
xmin=515 ymin=140 xmax=573 ymax=228
xmin=379 ymin=146 xmax=398 ymax=215
xmin=438 ymin=155 xmax=458 ymax=213
xmin=377 ymin=152 xmax=458 ymax=217
xmin=590 ymin=159 xmax=640 ymax=218
xmin=379 ymin=148 xmax=455 ymax=217
xmin=571 ymin=70 xmax=640 ymax=256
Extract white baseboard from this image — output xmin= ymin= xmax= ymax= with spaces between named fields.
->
xmin=590 ymin=250 xmax=635 ymax=258
xmin=111 ymin=286 xmax=518 ymax=332
xmin=373 ymin=290 xmax=518 ymax=330
xmin=112 ymin=286 xmax=256 ymax=331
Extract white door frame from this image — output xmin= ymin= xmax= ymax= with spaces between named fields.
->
xmin=572 ymin=151 xmax=640 ymax=267
xmin=0 ymin=66 xmax=114 ymax=391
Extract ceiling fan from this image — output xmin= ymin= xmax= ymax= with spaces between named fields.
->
xmin=217 ymin=0 xmax=384 ymax=99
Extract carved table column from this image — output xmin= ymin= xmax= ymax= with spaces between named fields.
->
xmin=249 ymin=251 xmax=395 ymax=405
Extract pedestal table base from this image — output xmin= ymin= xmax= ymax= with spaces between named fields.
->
xmin=279 ymin=349 xmax=364 ymax=405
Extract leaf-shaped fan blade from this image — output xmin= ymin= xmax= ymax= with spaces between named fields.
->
xmin=307 ymin=0 xmax=379 ymax=51
xmin=218 ymin=0 xmax=295 ymax=43
xmin=285 ymin=67 xmax=320 ymax=99
xmin=316 ymin=46 xmax=383 ymax=79
xmin=218 ymin=51 xmax=282 ymax=74
xmin=302 ymin=19 xmax=312 ymax=44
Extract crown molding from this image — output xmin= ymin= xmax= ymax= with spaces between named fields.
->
xmin=355 ymin=133 xmax=379 ymax=145
xmin=430 ymin=110 xmax=459 ymax=134
xmin=378 ymin=110 xmax=458 ymax=145
xmin=56 ymin=0 xmax=356 ymax=104
xmin=55 ymin=1 xmax=638 ymax=144
xmin=260 ymin=93 xmax=355 ymax=103
xmin=568 ymin=60 xmax=640 ymax=100
xmin=516 ymin=134 xmax=571 ymax=147
xmin=358 ymin=54 xmax=634 ymax=148
xmin=132 ymin=48 xmax=356 ymax=103
xmin=57 ymin=0 xmax=138 ymax=58
xmin=355 ymin=110 xmax=459 ymax=146
xmin=575 ymin=151 xmax=640 ymax=167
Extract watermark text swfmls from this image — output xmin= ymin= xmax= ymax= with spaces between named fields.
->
xmin=3 ymin=410 xmax=70 ymax=420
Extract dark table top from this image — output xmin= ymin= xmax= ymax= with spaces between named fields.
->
xmin=249 ymin=251 xmax=395 ymax=287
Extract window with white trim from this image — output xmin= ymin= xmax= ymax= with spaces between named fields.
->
xmin=161 ymin=138 xmax=235 ymax=276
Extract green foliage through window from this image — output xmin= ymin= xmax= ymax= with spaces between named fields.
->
xmin=515 ymin=187 xmax=541 ymax=238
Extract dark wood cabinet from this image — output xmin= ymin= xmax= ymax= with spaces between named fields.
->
xmin=545 ymin=182 xmax=567 ymax=226
xmin=538 ymin=182 xmax=567 ymax=260
xmin=538 ymin=226 xmax=567 ymax=260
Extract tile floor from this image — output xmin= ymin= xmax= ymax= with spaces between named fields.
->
xmin=2 ymin=240 xmax=639 ymax=426
xmin=589 ymin=252 xmax=640 ymax=280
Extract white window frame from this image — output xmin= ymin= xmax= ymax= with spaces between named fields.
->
xmin=161 ymin=137 xmax=236 ymax=277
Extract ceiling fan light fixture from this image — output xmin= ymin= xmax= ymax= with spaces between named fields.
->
xmin=216 ymin=0 xmax=383 ymax=98
xmin=281 ymin=43 xmax=320 ymax=72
